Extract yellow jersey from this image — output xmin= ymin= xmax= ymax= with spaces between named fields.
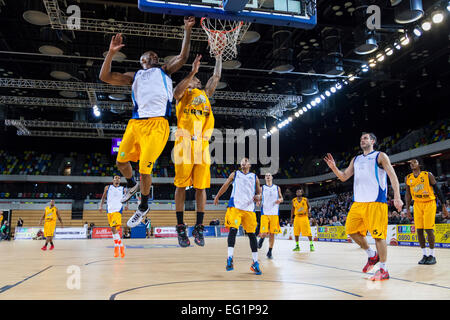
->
xmin=292 ymin=197 xmax=308 ymax=217
xmin=175 ymin=88 xmax=214 ymax=140
xmin=406 ymin=171 xmax=436 ymax=202
xmin=44 ymin=206 xmax=57 ymax=222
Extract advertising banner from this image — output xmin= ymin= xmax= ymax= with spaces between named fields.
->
xmin=397 ymin=224 xmax=450 ymax=248
xmin=215 ymin=226 xmax=244 ymax=237
xmin=14 ymin=227 xmax=42 ymax=240
xmin=92 ymin=227 xmax=123 ymax=239
xmin=154 ymin=226 xmax=177 ymax=238
xmin=317 ymin=226 xmax=350 ymax=243
xmin=15 ymin=227 xmax=87 ymax=239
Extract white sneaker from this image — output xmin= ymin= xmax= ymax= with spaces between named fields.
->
xmin=127 ymin=207 xmax=149 ymax=228
xmin=121 ymin=182 xmax=139 ymax=203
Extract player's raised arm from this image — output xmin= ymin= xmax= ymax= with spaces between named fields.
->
xmin=214 ymin=171 xmax=236 ymax=205
xmin=378 ymin=152 xmax=403 ymax=212
xmin=429 ymin=172 xmax=448 ymax=217
xmin=99 ymin=33 xmax=135 ymax=85
xmin=324 ymin=154 xmax=355 ymax=182
xmin=204 ymin=55 xmax=222 ymax=98
xmin=163 ymin=16 xmax=195 ymax=75
xmin=173 ymin=54 xmax=202 ymax=101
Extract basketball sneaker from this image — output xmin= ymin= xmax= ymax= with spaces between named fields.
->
xmin=226 ymin=257 xmax=234 ymax=271
xmin=369 ymin=268 xmax=389 ymax=281
xmin=266 ymin=251 xmax=273 ymax=259
xmin=362 ymin=252 xmax=379 ymax=273
xmin=49 ymin=244 xmax=54 ymax=251
xmin=250 ymin=261 xmax=262 ymax=275
xmin=41 ymin=246 xmax=47 ymax=251
xmin=192 ymin=224 xmax=205 ymax=247
xmin=121 ymin=181 xmax=140 ymax=203
xmin=425 ymin=256 xmax=436 ymax=265
xmin=310 ymin=244 xmax=315 ymax=252
xmin=176 ymin=224 xmax=190 ymax=248
xmin=114 ymin=246 xmax=120 ymax=258
xmin=418 ymin=255 xmax=429 ymax=265
xmin=258 ymin=238 xmax=265 ymax=249
xmin=127 ymin=206 xmax=149 ymax=228
xmin=292 ymin=245 xmax=300 ymax=252
xmin=120 ymin=246 xmax=125 ymax=258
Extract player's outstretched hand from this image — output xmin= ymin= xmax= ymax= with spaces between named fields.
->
xmin=192 ymin=54 xmax=202 ymax=74
xmin=109 ymin=33 xmax=125 ymax=54
xmin=394 ymin=198 xmax=403 ymax=212
xmin=323 ymin=153 xmax=336 ymax=169
xmin=442 ymin=206 xmax=448 ymax=218
xmin=214 ymin=196 xmax=219 ymax=206
xmin=184 ymin=16 xmax=195 ymax=29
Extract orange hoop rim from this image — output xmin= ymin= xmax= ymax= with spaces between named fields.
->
xmin=200 ymin=17 xmax=244 ymax=34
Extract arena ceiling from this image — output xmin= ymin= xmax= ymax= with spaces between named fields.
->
xmin=0 ymin=0 xmax=449 ymax=154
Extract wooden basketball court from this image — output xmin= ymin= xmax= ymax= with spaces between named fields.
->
xmin=0 ymin=238 xmax=449 ymax=300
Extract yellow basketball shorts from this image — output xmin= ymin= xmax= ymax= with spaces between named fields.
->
xmin=44 ymin=221 xmax=56 ymax=237
xmin=294 ymin=215 xmax=311 ymax=237
xmin=107 ymin=212 xmax=122 ymax=228
xmin=413 ymin=200 xmax=436 ymax=230
xmin=345 ymin=202 xmax=388 ymax=239
xmin=174 ymin=138 xmax=211 ymax=189
xmin=260 ymin=215 xmax=281 ymax=234
xmin=116 ymin=117 xmax=170 ymax=175
xmin=225 ymin=207 xmax=257 ymax=233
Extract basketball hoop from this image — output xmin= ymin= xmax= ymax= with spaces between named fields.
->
xmin=200 ymin=17 xmax=244 ymax=61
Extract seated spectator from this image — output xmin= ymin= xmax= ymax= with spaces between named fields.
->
xmin=0 ymin=221 xmax=9 ymax=240
xmin=16 ymin=217 xmax=23 ymax=227
xmin=399 ymin=212 xmax=411 ymax=225
xmin=124 ymin=228 xmax=131 ymax=239
xmin=389 ymin=211 xmax=401 ymax=224
xmin=330 ymin=216 xmax=343 ymax=226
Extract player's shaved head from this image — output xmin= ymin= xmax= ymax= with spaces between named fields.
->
xmin=140 ymin=51 xmax=159 ymax=68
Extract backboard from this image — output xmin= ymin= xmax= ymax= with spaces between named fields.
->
xmin=138 ymin=0 xmax=317 ymax=29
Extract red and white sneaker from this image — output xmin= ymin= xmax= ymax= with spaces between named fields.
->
xmin=41 ymin=246 xmax=47 ymax=251
xmin=49 ymin=245 xmax=54 ymax=250
xmin=369 ymin=268 xmax=390 ymax=281
xmin=362 ymin=252 xmax=379 ymax=273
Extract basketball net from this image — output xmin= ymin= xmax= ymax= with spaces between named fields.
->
xmin=201 ymin=17 xmax=243 ymax=61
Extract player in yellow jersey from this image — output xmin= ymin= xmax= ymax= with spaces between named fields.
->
xmin=172 ymin=53 xmax=222 ymax=247
xmin=405 ymin=158 xmax=448 ymax=265
xmin=39 ymin=200 xmax=63 ymax=251
xmin=290 ymin=188 xmax=315 ymax=252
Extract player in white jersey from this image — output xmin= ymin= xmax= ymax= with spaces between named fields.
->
xmin=99 ymin=17 xmax=195 ymax=229
xmin=99 ymin=176 xmax=128 ymax=258
xmin=257 ymin=173 xmax=283 ymax=259
xmin=324 ymin=132 xmax=403 ymax=281
xmin=214 ymin=158 xmax=263 ymax=275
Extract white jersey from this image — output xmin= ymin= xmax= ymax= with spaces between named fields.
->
xmin=131 ymin=67 xmax=173 ymax=119
xmin=228 ymin=170 xmax=257 ymax=212
xmin=261 ymin=184 xmax=279 ymax=216
xmin=353 ymin=151 xmax=387 ymax=203
xmin=106 ymin=185 xmax=125 ymax=213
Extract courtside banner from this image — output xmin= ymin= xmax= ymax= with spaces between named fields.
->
xmin=187 ymin=226 xmax=216 ymax=237
xmin=92 ymin=227 xmax=123 ymax=239
xmin=54 ymin=227 xmax=87 ymax=239
xmin=317 ymin=226 xmax=350 ymax=243
xmin=154 ymin=226 xmax=177 ymax=238
xmin=216 ymin=226 xmax=244 ymax=237
xmin=397 ymin=224 xmax=450 ymax=248
xmin=14 ymin=227 xmax=42 ymax=240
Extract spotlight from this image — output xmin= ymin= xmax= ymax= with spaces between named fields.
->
xmin=288 ymin=117 xmax=293 ymax=122
xmin=421 ymin=20 xmax=431 ymax=31
xmin=368 ymin=59 xmax=376 ymax=68
xmin=93 ymin=105 xmax=101 ymax=117
xmin=320 ymin=94 xmax=325 ymax=100
xmin=348 ymin=74 xmax=355 ymax=81
xmin=342 ymin=80 xmax=348 ymax=85
xmin=295 ymin=112 xmax=300 ymax=117
xmin=307 ymin=104 xmax=312 ymax=109
xmin=400 ymin=35 xmax=410 ymax=46
xmin=315 ymin=97 xmax=321 ymax=103
xmin=330 ymin=87 xmax=337 ymax=93
xmin=376 ymin=53 xmax=385 ymax=62
xmin=271 ymin=127 xmax=277 ymax=132
xmin=311 ymin=101 xmax=316 ymax=107
xmin=447 ymin=1 xmax=450 ymax=12
xmin=277 ymin=123 xmax=282 ymax=129
xmin=394 ymin=42 xmax=401 ymax=50
xmin=325 ymin=90 xmax=331 ymax=96
xmin=302 ymin=106 xmax=308 ymax=112
xmin=361 ymin=64 xmax=369 ymax=72
xmin=299 ymin=110 xmax=304 ymax=115
xmin=413 ymin=27 xmax=422 ymax=37
xmin=385 ymin=47 xmax=394 ymax=56
xmin=336 ymin=83 xmax=342 ymax=90
xmin=432 ymin=10 xmax=444 ymax=24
